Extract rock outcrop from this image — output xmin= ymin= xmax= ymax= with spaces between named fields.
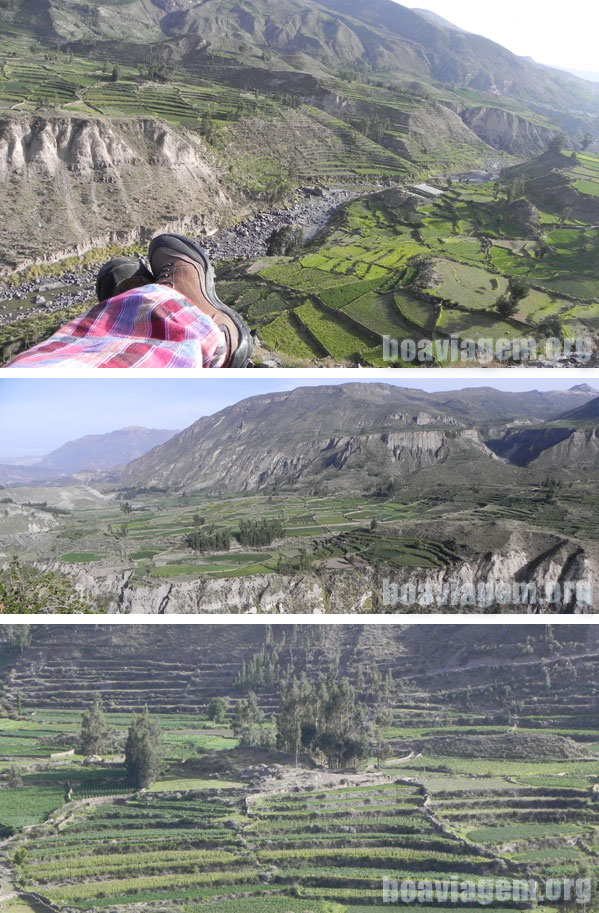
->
xmin=0 ymin=115 xmax=233 ymax=273
xmin=451 ymin=105 xmax=561 ymax=155
xmin=51 ymin=526 xmax=598 ymax=612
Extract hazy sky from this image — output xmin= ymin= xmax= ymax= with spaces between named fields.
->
xmin=0 ymin=378 xmax=595 ymax=458
xmin=410 ymin=1 xmax=599 ymax=72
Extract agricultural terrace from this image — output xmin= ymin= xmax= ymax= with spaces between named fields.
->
xmin=10 ymin=489 xmax=458 ymax=584
xmin=11 ymin=478 xmax=599 ymax=589
xmin=2 ymin=674 xmax=599 ymax=913
xmin=219 ymin=167 xmax=599 ymax=365
xmin=0 ymin=35 xmax=414 ymax=190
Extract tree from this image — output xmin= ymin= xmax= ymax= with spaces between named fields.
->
xmin=0 ymin=558 xmax=94 ymax=613
xmin=494 ymin=277 xmax=529 ymax=319
xmin=120 ymin=502 xmax=132 ymax=516
xmin=263 ymin=176 xmax=291 ymax=205
xmin=372 ymin=707 xmax=394 ymax=765
xmin=79 ymin=692 xmax=109 ymax=757
xmin=266 ymin=226 xmax=303 ymax=257
xmin=543 ymin=476 xmax=561 ymax=503
xmin=235 ymin=638 xmax=282 ymax=689
xmin=277 ymin=674 xmax=312 ymax=766
xmin=507 ymin=277 xmax=530 ymax=304
xmin=581 ymin=132 xmax=593 ymax=151
xmin=185 ymin=525 xmax=230 ymax=554
xmin=7 ymin=764 xmax=23 ymax=787
xmin=232 ymin=691 xmax=264 ymax=747
xmin=111 ymin=65 xmax=120 ymax=82
xmin=548 ymin=132 xmax=566 ymax=153
xmin=1 ymin=626 xmax=32 ymax=652
xmin=505 ymin=177 xmax=526 ymax=203
xmin=495 ymin=294 xmax=519 ymax=318
xmin=237 ymin=518 xmax=284 ymax=548
xmin=538 ymin=315 xmax=562 ymax=337
xmin=106 ymin=523 xmax=129 ymax=559
xmin=200 ymin=111 xmax=215 ymax=142
xmin=276 ymin=674 xmax=382 ymax=770
xmin=208 ymin=696 xmax=229 ymax=724
xmin=125 ymin=707 xmax=162 ymax=788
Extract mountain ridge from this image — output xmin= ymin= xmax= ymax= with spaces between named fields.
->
xmin=116 ymin=383 xmax=599 ymax=493
xmin=0 ymin=426 xmax=178 ymax=485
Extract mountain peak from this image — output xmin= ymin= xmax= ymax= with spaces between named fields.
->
xmin=554 ymin=395 xmax=599 ymax=423
xmin=38 ymin=427 xmax=179 ymax=475
xmin=412 ymin=7 xmax=469 ymax=33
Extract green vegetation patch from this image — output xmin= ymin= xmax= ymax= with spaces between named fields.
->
xmin=60 ymin=552 xmax=104 ymax=563
xmin=0 ymin=785 xmax=66 ymax=828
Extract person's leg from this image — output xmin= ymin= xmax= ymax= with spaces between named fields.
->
xmin=96 ymin=257 xmax=154 ymax=302
xmin=149 ymin=234 xmax=253 ymax=367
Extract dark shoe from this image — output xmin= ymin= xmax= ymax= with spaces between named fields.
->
xmin=148 ymin=233 xmax=253 ymax=368
xmin=96 ymin=257 xmax=154 ymax=302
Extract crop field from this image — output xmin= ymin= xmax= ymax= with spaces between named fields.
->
xmin=220 ymin=165 xmax=599 ymax=365
xmin=9 ymin=476 xmax=599 ymax=594
xmin=12 ymin=489 xmax=467 ymax=584
xmin=3 ymin=661 xmax=599 ymax=913
xmin=0 ymin=37 xmax=418 ymax=193
xmin=5 ymin=767 xmax=547 ymax=911
xmin=3 ymin=33 xmax=597 ymax=367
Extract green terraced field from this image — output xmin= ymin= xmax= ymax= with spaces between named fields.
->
xmin=3 ymin=622 xmax=599 ymax=910
xmin=18 ymin=490 xmax=464 ymax=585
xmin=5 ymin=688 xmax=599 ymax=911
xmin=15 ymin=779 xmax=510 ymax=910
xmin=217 ymin=164 xmax=599 ymax=364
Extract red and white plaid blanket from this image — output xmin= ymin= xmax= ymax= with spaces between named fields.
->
xmin=7 ymin=284 xmax=226 ymax=368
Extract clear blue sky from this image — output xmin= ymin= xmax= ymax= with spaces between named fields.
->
xmin=408 ymin=1 xmax=599 ymax=71
xmin=0 ymin=378 xmax=594 ymax=458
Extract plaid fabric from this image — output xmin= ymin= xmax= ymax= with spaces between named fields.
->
xmin=7 ymin=284 xmax=227 ymax=369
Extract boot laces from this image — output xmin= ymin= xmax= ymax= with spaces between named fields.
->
xmin=155 ymin=262 xmax=174 ymax=286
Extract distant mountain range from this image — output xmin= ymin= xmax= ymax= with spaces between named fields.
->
xmin=0 ymin=427 xmax=177 ymax=486
xmin=116 ymin=383 xmax=599 ymax=494
xmin=552 ymin=66 xmax=599 ymax=84
xmin=3 ymin=385 xmax=598 ymax=494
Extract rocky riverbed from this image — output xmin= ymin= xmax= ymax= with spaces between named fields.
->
xmin=0 ymin=186 xmax=368 ymax=330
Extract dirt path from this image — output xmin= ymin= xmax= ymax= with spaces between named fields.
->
xmin=245 ymin=766 xmax=392 ymax=812
xmin=0 ymin=851 xmax=16 ymax=904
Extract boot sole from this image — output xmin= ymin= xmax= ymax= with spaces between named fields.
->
xmin=149 ymin=234 xmax=254 ymax=368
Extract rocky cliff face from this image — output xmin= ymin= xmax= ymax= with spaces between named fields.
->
xmin=451 ymin=105 xmax=561 ymax=155
xmin=52 ymin=525 xmax=598 ymax=613
xmin=530 ymin=429 xmax=599 ymax=470
xmin=0 ymin=116 xmax=233 ymax=273
xmin=0 ymin=504 xmax=58 ymax=546
xmin=117 ymin=384 xmax=599 ymax=494
xmin=487 ymin=426 xmax=599 ymax=471
xmin=121 ymin=429 xmax=486 ymax=493
xmin=118 ymin=385 xmax=496 ymax=494
xmin=486 ymin=427 xmax=575 ymax=466
xmin=0 ymin=118 xmax=135 ymax=175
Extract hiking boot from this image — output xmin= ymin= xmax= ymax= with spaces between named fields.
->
xmin=96 ymin=257 xmax=154 ymax=302
xmin=148 ymin=233 xmax=253 ymax=368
